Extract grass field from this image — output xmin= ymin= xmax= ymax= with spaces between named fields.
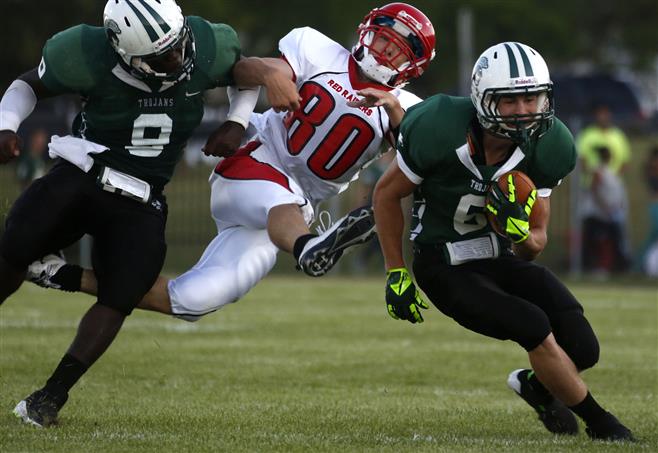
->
xmin=0 ymin=278 xmax=656 ymax=452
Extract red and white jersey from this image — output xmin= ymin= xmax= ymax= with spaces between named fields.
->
xmin=251 ymin=27 xmax=422 ymax=206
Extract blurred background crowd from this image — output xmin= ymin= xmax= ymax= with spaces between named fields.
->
xmin=1 ymin=0 xmax=657 ymax=278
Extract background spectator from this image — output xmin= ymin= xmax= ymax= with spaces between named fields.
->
xmin=577 ymin=104 xmax=632 ymax=180
xmin=577 ymin=104 xmax=633 ymax=274
xmin=580 ymin=146 xmax=630 ymax=274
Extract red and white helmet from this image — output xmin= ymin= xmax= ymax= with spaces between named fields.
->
xmin=353 ymin=3 xmax=436 ymax=87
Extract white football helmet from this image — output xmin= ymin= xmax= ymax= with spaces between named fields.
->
xmin=471 ymin=42 xmax=554 ymax=142
xmin=103 ymin=0 xmax=195 ymax=82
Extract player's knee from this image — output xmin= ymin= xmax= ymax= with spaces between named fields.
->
xmin=96 ymin=298 xmax=137 ymax=316
xmin=169 ymin=270 xmax=239 ymax=319
xmin=552 ymin=309 xmax=600 ymax=370
xmin=504 ymin=302 xmax=552 ymax=351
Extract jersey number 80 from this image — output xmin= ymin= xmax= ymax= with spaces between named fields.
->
xmin=285 ymin=82 xmax=375 ymax=180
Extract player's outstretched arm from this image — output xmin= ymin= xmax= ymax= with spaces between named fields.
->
xmin=373 ymin=160 xmax=427 ymax=323
xmin=232 ymin=57 xmax=301 ymax=112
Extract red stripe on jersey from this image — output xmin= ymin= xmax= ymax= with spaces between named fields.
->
xmin=214 ymin=143 xmax=292 ymax=192
xmin=234 ymin=140 xmax=262 ymax=157
xmin=348 ymin=56 xmax=394 ymax=92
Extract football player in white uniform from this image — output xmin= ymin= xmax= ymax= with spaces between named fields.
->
xmin=28 ymin=3 xmax=436 ymax=321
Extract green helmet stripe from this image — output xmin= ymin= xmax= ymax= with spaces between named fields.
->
xmin=503 ymin=43 xmax=519 ymax=78
xmin=514 ymin=43 xmax=534 ymax=76
xmin=125 ymin=0 xmax=159 ymax=42
xmin=135 ymin=0 xmax=171 ymax=34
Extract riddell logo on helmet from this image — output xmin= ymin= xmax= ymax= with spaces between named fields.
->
xmin=398 ymin=10 xmax=423 ymax=30
xmin=157 ymin=34 xmax=174 ymax=47
xmin=514 ymin=77 xmax=537 ymax=85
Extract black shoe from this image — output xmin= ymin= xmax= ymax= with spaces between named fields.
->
xmin=586 ymin=412 xmax=635 ymax=442
xmin=13 ymin=387 xmax=68 ymax=427
xmin=507 ymin=369 xmax=579 ymax=435
xmin=298 ymin=206 xmax=376 ymax=277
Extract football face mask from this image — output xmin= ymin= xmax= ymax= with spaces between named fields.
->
xmin=353 ymin=3 xmax=436 ymax=87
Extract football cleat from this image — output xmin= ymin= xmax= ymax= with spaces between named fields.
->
xmin=586 ymin=412 xmax=635 ymax=442
xmin=508 ymin=369 xmax=579 ymax=435
xmin=13 ymin=388 xmax=68 ymax=428
xmin=298 ymin=206 xmax=376 ymax=277
xmin=26 ymin=252 xmax=66 ymax=289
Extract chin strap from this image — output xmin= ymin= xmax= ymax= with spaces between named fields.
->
xmin=354 ymin=46 xmax=400 ymax=87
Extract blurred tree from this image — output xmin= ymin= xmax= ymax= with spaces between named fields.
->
xmin=2 ymin=0 xmax=657 ymax=97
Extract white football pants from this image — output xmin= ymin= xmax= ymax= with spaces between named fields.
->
xmin=168 ymin=145 xmax=314 ymax=321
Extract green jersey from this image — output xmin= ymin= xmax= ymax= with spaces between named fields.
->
xmin=397 ymin=94 xmax=576 ymax=247
xmin=38 ymin=16 xmax=240 ymax=187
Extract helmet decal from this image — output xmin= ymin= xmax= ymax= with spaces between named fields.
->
xmin=472 ymin=56 xmax=488 ymax=89
xmin=105 ymin=18 xmax=122 ymax=36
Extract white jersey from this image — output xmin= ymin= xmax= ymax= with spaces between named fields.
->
xmin=251 ymin=27 xmax=421 ymax=206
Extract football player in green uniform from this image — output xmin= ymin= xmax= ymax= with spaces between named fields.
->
xmin=373 ymin=42 xmax=634 ymax=441
xmin=0 ymin=0 xmax=298 ymax=427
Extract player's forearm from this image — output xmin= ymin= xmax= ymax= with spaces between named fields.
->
xmin=232 ymin=57 xmax=289 ymax=88
xmin=385 ymin=103 xmax=404 ymax=130
xmin=373 ymin=189 xmax=407 ymax=270
xmin=512 ymin=228 xmax=547 ymax=261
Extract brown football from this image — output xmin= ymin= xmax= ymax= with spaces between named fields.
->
xmin=485 ymin=170 xmax=544 ymax=237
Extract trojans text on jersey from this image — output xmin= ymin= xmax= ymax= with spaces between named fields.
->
xmin=137 ymin=97 xmax=175 ymax=108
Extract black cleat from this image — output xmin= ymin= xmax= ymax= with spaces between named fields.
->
xmin=508 ymin=369 xmax=579 ymax=435
xmin=298 ymin=206 xmax=376 ymax=277
xmin=586 ymin=412 xmax=635 ymax=442
xmin=13 ymin=388 xmax=68 ymax=428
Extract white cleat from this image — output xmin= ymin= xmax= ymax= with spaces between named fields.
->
xmin=26 ymin=252 xmax=66 ymax=289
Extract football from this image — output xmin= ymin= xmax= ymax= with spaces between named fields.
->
xmin=485 ymin=170 xmax=543 ymax=237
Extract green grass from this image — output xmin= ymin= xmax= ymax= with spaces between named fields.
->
xmin=0 ymin=278 xmax=656 ymax=452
